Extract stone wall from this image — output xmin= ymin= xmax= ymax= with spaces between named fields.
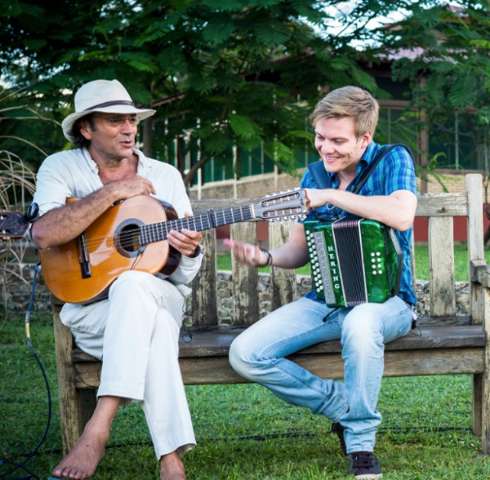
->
xmin=183 ymin=271 xmax=470 ymax=325
xmin=1 ymin=263 xmax=52 ymax=313
xmin=5 ymin=267 xmax=470 ymax=322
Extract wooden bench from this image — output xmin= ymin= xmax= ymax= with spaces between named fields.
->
xmin=52 ymin=173 xmax=490 ymax=454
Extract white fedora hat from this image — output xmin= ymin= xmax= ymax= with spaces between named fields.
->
xmin=61 ymin=79 xmax=156 ymax=142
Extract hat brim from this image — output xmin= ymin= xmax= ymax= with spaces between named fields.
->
xmin=62 ymin=105 xmax=156 ymax=142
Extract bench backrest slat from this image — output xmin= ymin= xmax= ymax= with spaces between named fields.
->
xmin=191 ymin=230 xmax=218 ymax=327
xmin=428 ymin=216 xmax=456 ymax=316
xmin=466 ymin=175 xmax=485 ymax=262
xmin=416 ymin=193 xmax=467 ymax=216
xmin=466 ymin=174 xmax=485 ymax=323
xmin=270 ymin=222 xmax=297 ymax=310
xmin=230 ymin=222 xmax=259 ymax=326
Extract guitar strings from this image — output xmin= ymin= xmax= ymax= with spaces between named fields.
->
xmin=72 ymin=207 xmax=255 ymax=250
xmin=67 ymin=200 xmax=302 ymax=251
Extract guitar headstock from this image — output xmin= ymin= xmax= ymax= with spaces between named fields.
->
xmin=0 ymin=212 xmax=30 ymax=240
xmin=252 ymin=188 xmax=307 ymax=222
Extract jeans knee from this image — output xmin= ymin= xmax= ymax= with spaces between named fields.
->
xmin=229 ymin=336 xmax=261 ymax=381
xmin=342 ymin=307 xmax=383 ymax=353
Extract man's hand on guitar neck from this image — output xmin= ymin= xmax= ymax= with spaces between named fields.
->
xmin=168 ymin=213 xmax=203 ymax=258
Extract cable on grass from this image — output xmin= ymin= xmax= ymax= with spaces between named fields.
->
xmin=0 ymin=264 xmax=50 ymax=480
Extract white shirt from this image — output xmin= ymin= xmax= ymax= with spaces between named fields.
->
xmin=33 ymin=147 xmax=203 ymax=294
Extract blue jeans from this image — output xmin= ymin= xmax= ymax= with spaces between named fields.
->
xmin=229 ymin=295 xmax=413 ymax=453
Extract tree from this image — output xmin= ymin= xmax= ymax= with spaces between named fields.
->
xmin=0 ymin=0 xmax=413 ymax=184
xmin=375 ymin=1 xmax=490 ymax=162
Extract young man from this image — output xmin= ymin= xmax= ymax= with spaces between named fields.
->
xmin=226 ymin=86 xmax=417 ymax=479
xmin=31 ymin=79 xmax=203 ymax=480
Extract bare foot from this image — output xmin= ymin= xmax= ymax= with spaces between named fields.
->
xmin=52 ymin=424 xmax=109 ymax=479
xmin=160 ymin=451 xmax=186 ymax=480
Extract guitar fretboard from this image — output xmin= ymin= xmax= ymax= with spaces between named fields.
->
xmin=139 ymin=205 xmax=254 ymax=245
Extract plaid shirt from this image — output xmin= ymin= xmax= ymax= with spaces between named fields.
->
xmin=300 ymin=141 xmax=417 ymax=305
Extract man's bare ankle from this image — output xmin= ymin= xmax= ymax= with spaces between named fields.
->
xmin=83 ymin=419 xmax=111 ymax=441
xmin=160 ymin=451 xmax=185 ymax=480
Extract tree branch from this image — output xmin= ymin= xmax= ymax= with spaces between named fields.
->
xmin=183 ymin=153 xmax=209 ymax=187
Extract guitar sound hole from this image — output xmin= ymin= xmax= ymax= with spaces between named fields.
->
xmin=116 ymin=222 xmax=143 ymax=257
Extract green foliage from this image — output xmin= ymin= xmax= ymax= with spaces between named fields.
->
xmin=0 ymin=0 xmax=402 ymax=177
xmin=415 ymin=152 xmax=449 ymax=193
xmin=1 ymin=1 xmax=486 ymax=181
xmin=380 ymin=1 xmax=490 ymax=126
xmin=0 ymin=86 xmax=53 ymax=189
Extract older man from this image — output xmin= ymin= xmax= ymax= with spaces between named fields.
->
xmin=32 ymin=79 xmax=203 ymax=480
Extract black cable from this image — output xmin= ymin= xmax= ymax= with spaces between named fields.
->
xmin=0 ymin=458 xmax=39 ymax=480
xmin=0 ymin=264 xmax=51 ymax=480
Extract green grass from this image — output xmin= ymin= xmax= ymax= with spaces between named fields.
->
xmin=2 ymin=315 xmax=490 ymax=479
xmin=218 ymin=243 xmax=490 ymax=282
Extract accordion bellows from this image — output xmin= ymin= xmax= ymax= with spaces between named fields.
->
xmin=305 ymin=219 xmax=403 ymax=308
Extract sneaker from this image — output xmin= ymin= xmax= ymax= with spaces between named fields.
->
xmin=331 ymin=422 xmax=346 ymax=455
xmin=348 ymin=451 xmax=382 ymax=479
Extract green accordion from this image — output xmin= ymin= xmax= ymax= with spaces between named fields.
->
xmin=304 ymin=219 xmax=403 ymax=307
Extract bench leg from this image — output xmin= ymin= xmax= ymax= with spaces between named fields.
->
xmin=478 ymin=280 xmax=490 ymax=453
xmin=481 ymin=353 xmax=490 ymax=454
xmin=473 ymin=373 xmax=483 ymax=437
xmin=53 ymin=307 xmax=96 ymax=453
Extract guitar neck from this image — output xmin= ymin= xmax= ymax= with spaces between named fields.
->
xmin=139 ymin=204 xmax=254 ymax=245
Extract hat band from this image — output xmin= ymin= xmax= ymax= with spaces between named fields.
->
xmin=83 ymin=100 xmax=135 ymax=111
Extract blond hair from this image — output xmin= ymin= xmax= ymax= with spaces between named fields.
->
xmin=310 ymin=86 xmax=379 ymax=137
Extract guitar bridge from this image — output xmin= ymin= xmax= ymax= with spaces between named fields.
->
xmin=77 ymin=233 xmax=91 ymax=278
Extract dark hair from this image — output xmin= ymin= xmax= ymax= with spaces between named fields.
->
xmin=72 ymin=114 xmax=96 ymax=148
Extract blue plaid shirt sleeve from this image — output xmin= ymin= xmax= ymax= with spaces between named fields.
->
xmin=382 ymin=146 xmax=417 ymax=195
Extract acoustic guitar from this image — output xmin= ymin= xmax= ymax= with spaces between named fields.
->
xmin=39 ymin=189 xmax=306 ymax=304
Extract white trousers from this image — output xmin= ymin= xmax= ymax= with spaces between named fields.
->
xmin=60 ymin=270 xmax=195 ymax=458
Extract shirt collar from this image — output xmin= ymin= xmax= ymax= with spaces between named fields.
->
xmin=81 ymin=147 xmax=149 ymax=175
xmin=322 ymin=141 xmax=378 ymax=188
xmin=360 ymin=141 xmax=378 ymax=166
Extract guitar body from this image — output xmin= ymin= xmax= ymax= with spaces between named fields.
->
xmin=39 ymin=195 xmax=181 ymax=304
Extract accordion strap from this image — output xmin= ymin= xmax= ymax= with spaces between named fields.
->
xmin=307 ymin=143 xmax=413 ymax=193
